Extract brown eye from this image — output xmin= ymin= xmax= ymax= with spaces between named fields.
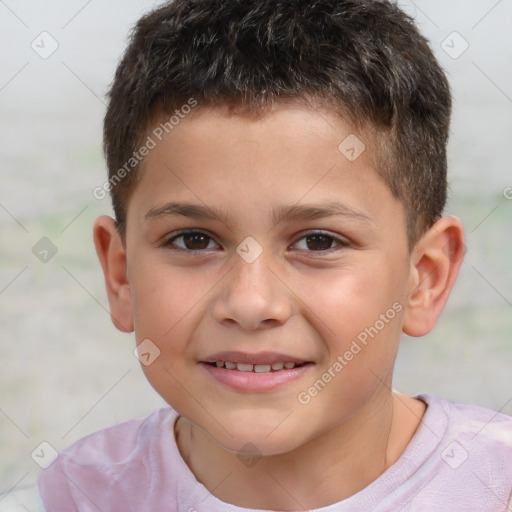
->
xmin=304 ymin=234 xmax=334 ymax=251
xmin=166 ymin=231 xmax=217 ymax=251
xmin=292 ymin=231 xmax=348 ymax=252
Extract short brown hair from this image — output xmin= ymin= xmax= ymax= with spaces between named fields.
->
xmin=103 ymin=0 xmax=451 ymax=247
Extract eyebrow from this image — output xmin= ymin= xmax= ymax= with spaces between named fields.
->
xmin=145 ymin=201 xmax=374 ymax=227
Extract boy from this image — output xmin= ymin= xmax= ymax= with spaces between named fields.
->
xmin=5 ymin=0 xmax=512 ymax=510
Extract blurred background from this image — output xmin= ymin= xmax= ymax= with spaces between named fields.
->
xmin=0 ymin=0 xmax=511 ymax=491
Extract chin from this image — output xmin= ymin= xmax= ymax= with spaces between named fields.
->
xmin=218 ymin=433 xmax=303 ymax=458
xmin=201 ymin=415 xmax=308 ymax=458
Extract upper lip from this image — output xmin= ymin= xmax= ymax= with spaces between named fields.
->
xmin=201 ymin=351 xmax=310 ymax=365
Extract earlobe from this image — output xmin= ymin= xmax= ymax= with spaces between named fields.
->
xmin=402 ymin=216 xmax=465 ymax=337
xmin=93 ymin=215 xmax=134 ymax=333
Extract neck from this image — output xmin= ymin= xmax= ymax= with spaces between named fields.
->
xmin=174 ymin=389 xmax=426 ymax=510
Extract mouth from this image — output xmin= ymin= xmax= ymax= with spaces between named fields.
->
xmin=200 ymin=351 xmax=313 ymax=371
xmin=202 ymin=361 xmax=309 ymax=373
xmin=199 ymin=351 xmax=314 ymax=391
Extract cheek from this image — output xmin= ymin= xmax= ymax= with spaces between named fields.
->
xmin=130 ymin=260 xmax=208 ymax=408
xmin=298 ymin=258 xmax=406 ymax=372
xmin=298 ymin=262 xmax=393 ymax=332
xmin=129 ymin=258 xmax=205 ymax=346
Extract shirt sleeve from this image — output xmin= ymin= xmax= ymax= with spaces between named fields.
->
xmin=37 ymin=458 xmax=78 ymax=512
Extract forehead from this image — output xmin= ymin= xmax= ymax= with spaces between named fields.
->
xmin=128 ymin=103 xmax=405 ymax=237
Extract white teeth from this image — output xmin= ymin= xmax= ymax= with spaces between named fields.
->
xmin=237 ymin=363 xmax=254 ymax=372
xmin=210 ymin=360 xmax=301 ymax=371
xmin=254 ymin=364 xmax=271 ymax=373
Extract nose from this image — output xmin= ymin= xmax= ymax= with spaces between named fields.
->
xmin=212 ymin=250 xmax=293 ymax=331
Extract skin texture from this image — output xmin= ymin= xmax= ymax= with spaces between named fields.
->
xmin=94 ymin=102 xmax=465 ymax=510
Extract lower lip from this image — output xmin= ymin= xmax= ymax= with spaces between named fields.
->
xmin=199 ymin=362 xmax=314 ymax=392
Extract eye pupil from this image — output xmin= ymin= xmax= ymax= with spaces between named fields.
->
xmin=183 ymin=233 xmax=210 ymax=250
xmin=306 ymin=234 xmax=333 ymax=251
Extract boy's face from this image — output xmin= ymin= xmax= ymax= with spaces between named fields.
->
xmin=123 ymin=103 xmax=413 ymax=455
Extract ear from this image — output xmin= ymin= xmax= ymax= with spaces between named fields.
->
xmin=93 ymin=215 xmax=134 ymax=333
xmin=402 ymin=216 xmax=465 ymax=337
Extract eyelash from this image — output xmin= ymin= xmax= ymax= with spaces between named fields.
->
xmin=164 ymin=229 xmax=349 ymax=255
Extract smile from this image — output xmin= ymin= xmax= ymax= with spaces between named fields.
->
xmin=205 ymin=361 xmax=305 ymax=372
xmin=200 ymin=360 xmax=314 ymax=392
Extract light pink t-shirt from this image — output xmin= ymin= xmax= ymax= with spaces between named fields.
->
xmin=38 ymin=394 xmax=512 ymax=511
